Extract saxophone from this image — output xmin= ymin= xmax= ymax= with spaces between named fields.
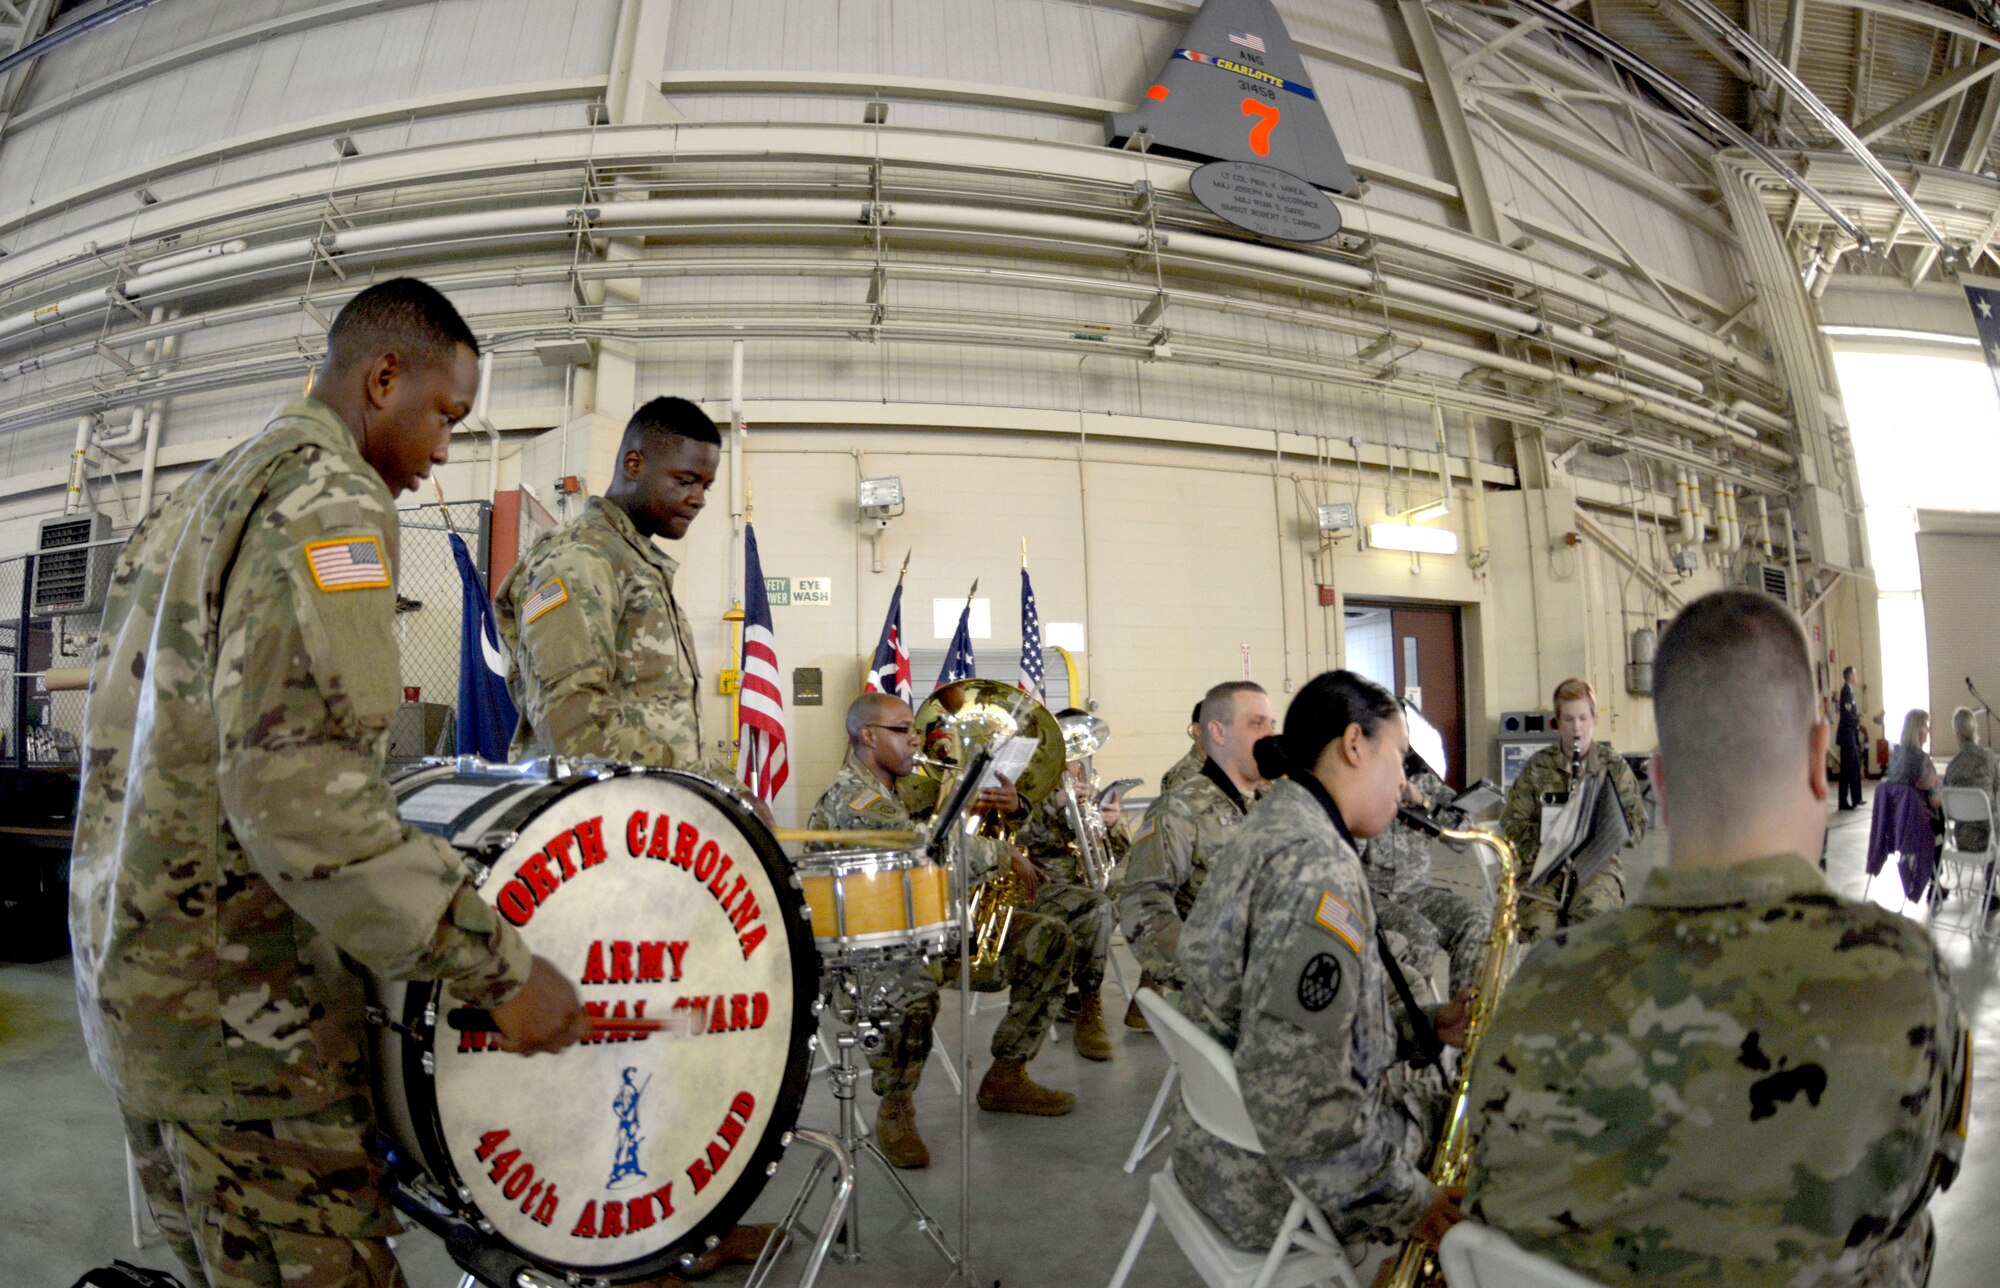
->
xmin=1383 ymin=810 xmax=1519 ymax=1288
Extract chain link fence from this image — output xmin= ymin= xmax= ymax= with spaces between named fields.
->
xmin=0 ymin=502 xmax=495 ymax=772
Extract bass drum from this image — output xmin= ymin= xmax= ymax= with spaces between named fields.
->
xmin=372 ymin=763 xmax=818 ymax=1283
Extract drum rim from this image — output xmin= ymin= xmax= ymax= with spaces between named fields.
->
xmin=792 ymin=846 xmax=937 ymax=875
xmin=387 ymin=765 xmax=822 ymax=1283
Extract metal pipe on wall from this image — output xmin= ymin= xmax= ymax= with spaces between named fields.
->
xmin=0 ymin=198 xmax=1787 ymax=458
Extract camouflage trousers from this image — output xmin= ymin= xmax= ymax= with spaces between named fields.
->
xmin=868 ymin=906 xmax=1072 ymax=1098
xmin=122 ymin=1094 xmax=406 ymax=1288
xmin=1516 ymin=856 xmax=1625 ymax=946
xmin=1033 ymin=879 xmax=1115 ymax=996
xmin=1377 ymin=885 xmax=1492 ymax=998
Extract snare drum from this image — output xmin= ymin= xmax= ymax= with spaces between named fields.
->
xmin=793 ymin=846 xmax=955 ymax=962
xmin=371 ymin=762 xmax=817 ymax=1284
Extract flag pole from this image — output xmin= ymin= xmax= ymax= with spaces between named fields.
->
xmin=1020 ymin=535 xmax=1027 ymax=571
xmin=431 ymin=478 xmax=459 ymax=537
xmin=898 ymin=548 xmax=911 ymax=588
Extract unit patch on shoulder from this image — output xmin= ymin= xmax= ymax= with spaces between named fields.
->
xmin=304 ymin=536 xmax=390 ymax=592
xmin=522 ymin=578 xmax=569 ymax=624
xmin=1312 ymin=891 xmax=1365 ymax=955
xmin=1297 ymin=952 xmax=1343 ymax=1012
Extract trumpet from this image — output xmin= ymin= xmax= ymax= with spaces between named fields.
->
xmin=1383 ymin=809 xmax=1519 ymax=1288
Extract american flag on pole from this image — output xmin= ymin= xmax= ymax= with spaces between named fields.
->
xmin=736 ymin=525 xmax=789 ymax=800
xmin=935 ymin=602 xmax=978 ymax=691
xmin=1965 ymin=280 xmax=2000 ymax=405
xmin=864 ymin=583 xmax=914 ymax=704
xmin=1017 ymin=566 xmax=1045 ymax=701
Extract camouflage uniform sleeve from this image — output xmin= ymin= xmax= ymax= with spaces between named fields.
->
xmin=1604 ymin=749 xmax=1650 ymax=843
xmin=1238 ymin=847 xmax=1433 ymax=1236
xmin=1499 ymin=761 xmax=1543 ymax=870
xmin=214 ymin=461 xmax=529 ymax=1007
xmin=1119 ymin=794 xmax=1198 ymax=985
xmin=510 ymin=542 xmax=665 ymax=764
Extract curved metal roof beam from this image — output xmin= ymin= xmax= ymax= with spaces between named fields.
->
xmin=1507 ymin=0 xmax=1875 ymax=250
xmin=1664 ymin=0 xmax=1954 ymax=255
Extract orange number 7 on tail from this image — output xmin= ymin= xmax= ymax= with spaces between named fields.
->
xmin=1241 ymin=99 xmax=1281 ymax=156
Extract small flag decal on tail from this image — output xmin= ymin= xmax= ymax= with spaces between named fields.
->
xmin=1228 ymin=29 xmax=1266 ymax=53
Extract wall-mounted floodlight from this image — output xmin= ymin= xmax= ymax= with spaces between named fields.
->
xmin=859 ymin=475 xmax=905 ymax=572
xmin=859 ymin=475 xmax=905 ymax=520
xmin=1367 ymin=522 xmax=1459 ymax=556
xmin=1317 ymin=502 xmax=1356 ymax=533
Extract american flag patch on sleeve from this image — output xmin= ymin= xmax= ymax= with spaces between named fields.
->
xmin=522 ymin=578 xmax=569 ymax=624
xmin=1313 ymin=891 xmax=1365 ymax=954
xmin=304 ymin=537 xmax=390 ymax=592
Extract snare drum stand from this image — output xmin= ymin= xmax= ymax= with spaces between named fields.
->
xmin=750 ymin=1012 xmax=960 ymax=1280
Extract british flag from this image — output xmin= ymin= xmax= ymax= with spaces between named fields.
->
xmin=863 ymin=583 xmax=914 ymax=704
xmin=736 ymin=524 xmax=789 ymax=800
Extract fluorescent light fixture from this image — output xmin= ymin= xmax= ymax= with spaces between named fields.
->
xmin=1396 ymin=497 xmax=1451 ymax=524
xmin=1368 ymin=522 xmax=1459 ymax=555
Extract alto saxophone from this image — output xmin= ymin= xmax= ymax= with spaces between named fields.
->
xmin=1383 ymin=810 xmax=1519 ymax=1288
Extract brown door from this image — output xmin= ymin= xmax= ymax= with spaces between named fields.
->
xmin=1348 ymin=601 xmax=1465 ymax=789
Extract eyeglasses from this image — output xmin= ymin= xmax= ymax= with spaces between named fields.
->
xmin=865 ymin=723 xmax=916 ymax=735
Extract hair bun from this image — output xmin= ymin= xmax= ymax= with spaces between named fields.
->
xmin=1252 ymin=735 xmax=1292 ymax=780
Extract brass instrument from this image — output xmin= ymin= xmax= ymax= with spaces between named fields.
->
xmin=1058 ymin=710 xmax=1117 ymax=892
xmin=1384 ymin=813 xmax=1520 ymax=1288
xmin=914 ymin=679 xmax=1065 ymax=974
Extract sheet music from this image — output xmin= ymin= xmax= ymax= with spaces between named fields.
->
xmin=975 ymin=735 xmax=1037 ymax=792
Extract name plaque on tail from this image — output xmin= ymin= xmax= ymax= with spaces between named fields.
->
xmin=1189 ymin=161 xmax=1340 ymax=243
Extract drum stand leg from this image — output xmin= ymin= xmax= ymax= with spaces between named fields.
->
xmin=756 ymin=1027 xmax=959 ymax=1274
xmin=745 ymin=1128 xmax=852 ymax=1288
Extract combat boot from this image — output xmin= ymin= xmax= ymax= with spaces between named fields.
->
xmin=875 ymin=1094 xmax=930 ymax=1168
xmin=1072 ymin=992 xmax=1113 ymax=1061
xmin=1123 ymin=996 xmax=1150 ymax=1031
xmin=976 ymin=1059 xmax=1076 ymax=1115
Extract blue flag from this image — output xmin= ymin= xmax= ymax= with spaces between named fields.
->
xmin=450 ymin=531 xmax=518 ymax=761
xmin=935 ymin=602 xmax=978 ymax=690
xmin=865 ymin=583 xmax=914 ymax=703
xmin=1966 ymin=282 xmax=2000 ymax=405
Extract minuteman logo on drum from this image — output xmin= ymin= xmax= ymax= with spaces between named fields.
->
xmin=608 ymin=1068 xmax=650 ymax=1189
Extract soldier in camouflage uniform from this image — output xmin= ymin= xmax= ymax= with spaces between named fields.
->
xmin=1467 ymin=589 xmax=1969 ymax=1288
xmin=1159 ymin=698 xmax=1207 ymax=793
xmin=1020 ymin=745 xmax=1126 ymax=1061
xmin=1499 ymin=678 xmax=1649 ymax=943
xmin=70 ymin=281 xmax=589 ymax=1288
xmin=496 ymin=396 xmax=748 ymax=793
xmin=1119 ymin=682 xmax=1269 ymax=1027
xmin=1172 ymin=671 xmax=1465 ymax=1254
xmin=809 ymin=693 xmax=1077 ymax=1168
xmin=1945 ymin=707 xmax=2000 ymax=853
xmin=1362 ymin=769 xmax=1491 ymax=996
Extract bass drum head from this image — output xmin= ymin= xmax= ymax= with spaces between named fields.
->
xmin=399 ymin=768 xmax=817 ymax=1282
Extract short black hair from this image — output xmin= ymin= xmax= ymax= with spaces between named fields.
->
xmin=324 ymin=277 xmax=478 ymax=371
xmin=1843 ymin=665 xmax=1856 ymax=680
xmin=621 ymin=396 xmax=722 ymax=454
xmin=1253 ymin=671 xmax=1398 ymax=781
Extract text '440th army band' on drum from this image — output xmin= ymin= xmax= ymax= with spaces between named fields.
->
xmin=67 ymin=279 xmax=1971 ymax=1288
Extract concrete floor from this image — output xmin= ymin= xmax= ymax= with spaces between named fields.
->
xmin=3 ymin=796 xmax=1994 ymax=1287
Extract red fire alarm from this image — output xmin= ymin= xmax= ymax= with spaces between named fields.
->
xmin=1317 ymin=585 xmax=1337 ymax=607
xmin=557 ymin=475 xmax=584 ymax=495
